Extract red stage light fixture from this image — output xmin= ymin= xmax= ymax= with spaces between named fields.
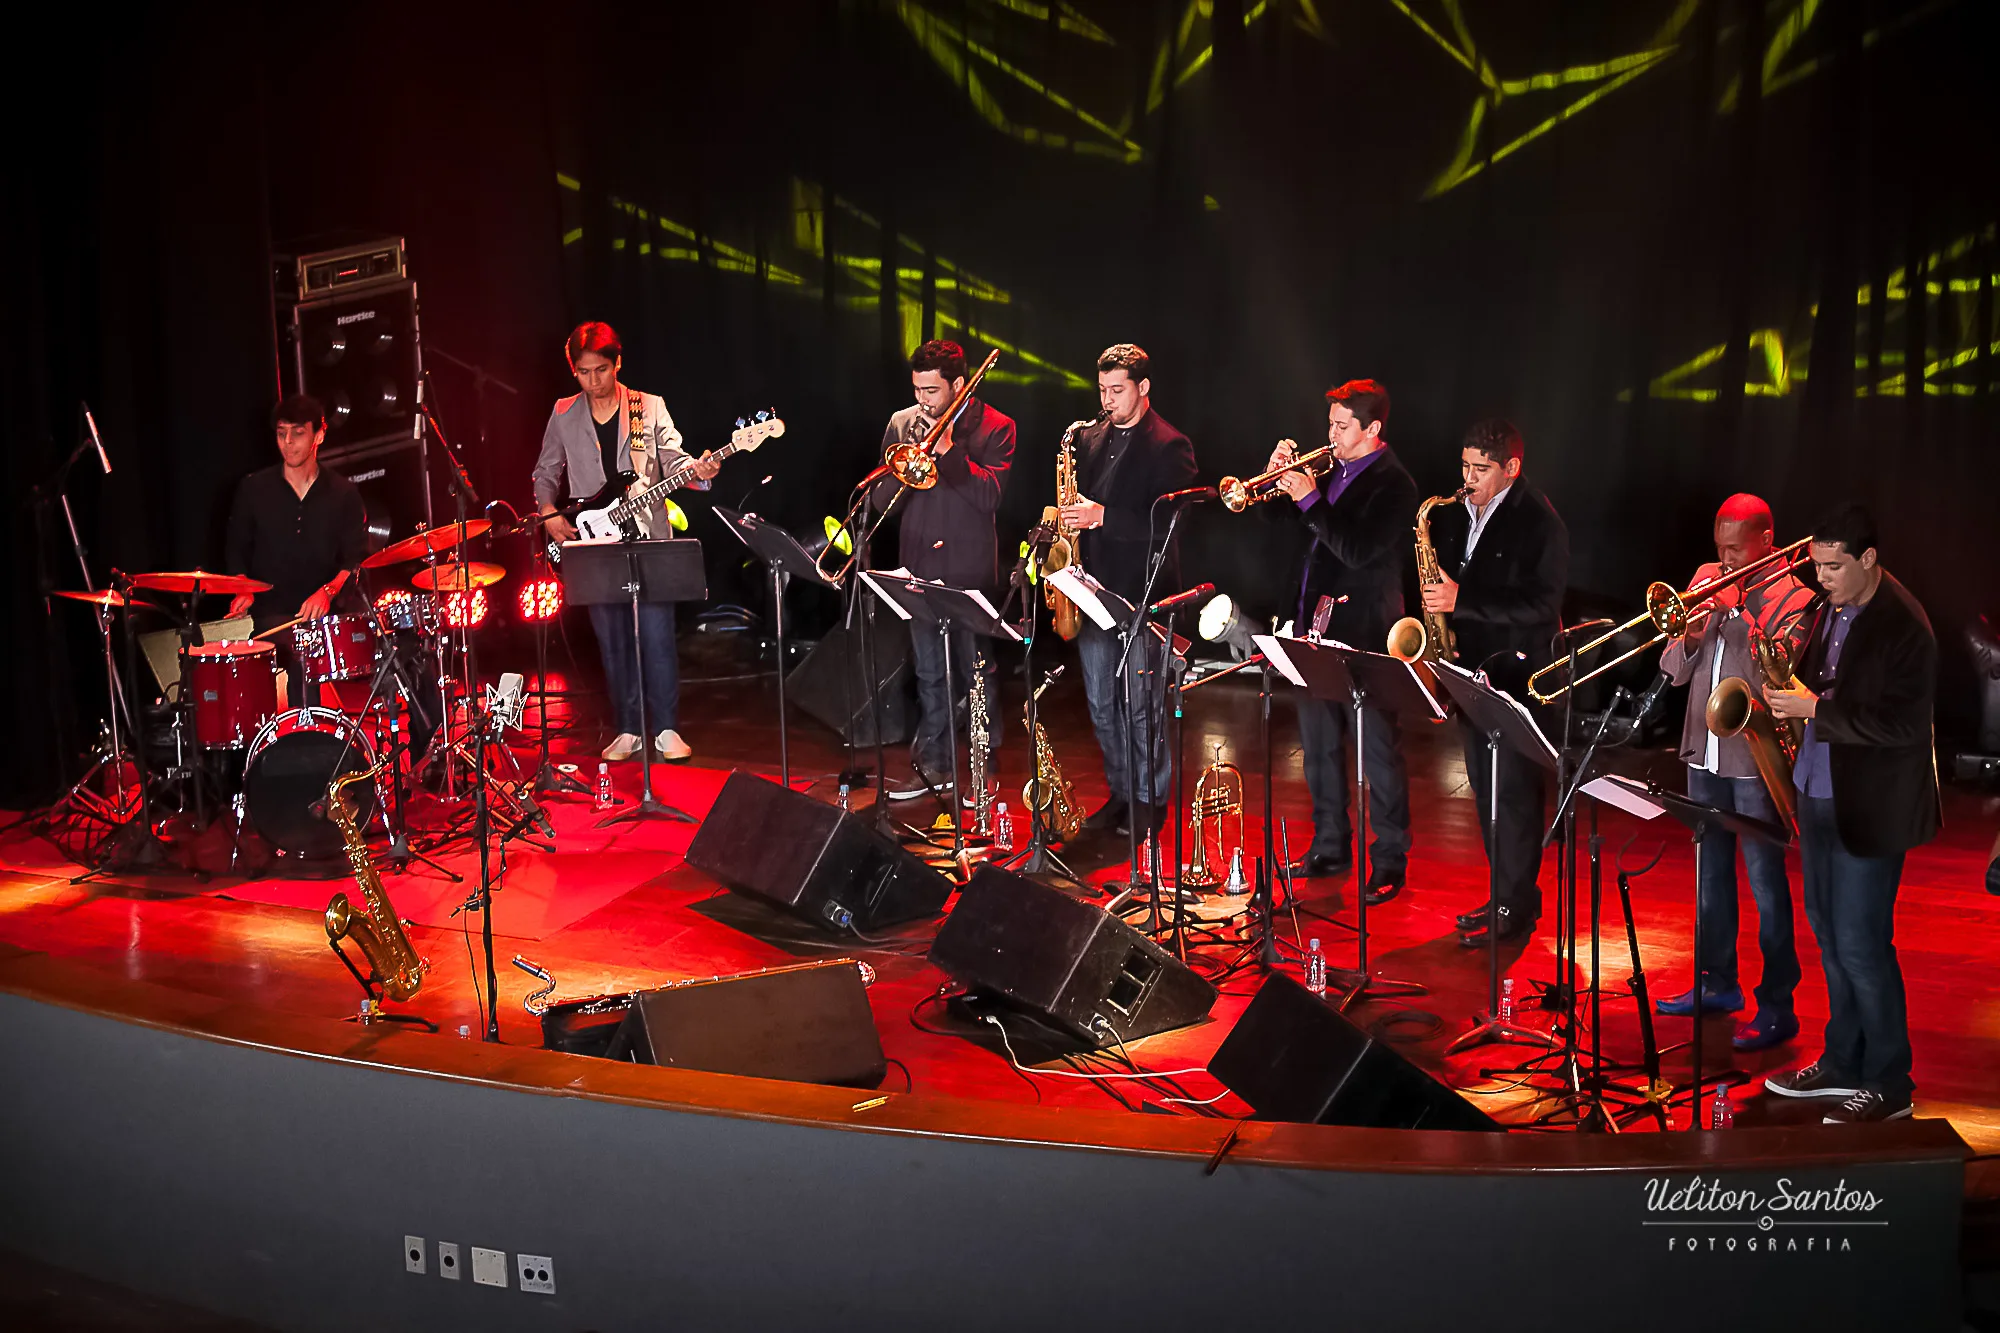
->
xmin=519 ymin=576 xmax=563 ymax=622
xmin=443 ymin=589 xmax=489 ymax=629
xmin=375 ymin=588 xmax=412 ymax=609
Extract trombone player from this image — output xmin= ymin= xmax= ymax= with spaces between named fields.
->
xmin=872 ymin=340 xmax=1016 ymax=802
xmin=1653 ymin=495 xmax=1816 ymax=1053
xmin=1264 ymin=379 xmax=1418 ymax=900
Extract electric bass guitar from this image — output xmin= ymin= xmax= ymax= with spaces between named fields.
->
xmin=545 ymin=410 xmax=784 ymax=564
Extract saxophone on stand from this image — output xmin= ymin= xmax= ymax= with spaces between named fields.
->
xmin=324 ymin=762 xmax=430 ymax=1022
xmin=1022 ymin=667 xmax=1083 ymax=842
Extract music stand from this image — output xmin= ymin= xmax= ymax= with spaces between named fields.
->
xmin=860 ymin=573 xmax=1020 ymax=865
xmin=714 ymin=507 xmax=842 ymax=792
xmin=557 ymin=538 xmax=704 ymax=826
xmin=1590 ymin=774 xmax=1787 ymax=1130
xmin=1284 ymin=640 xmax=1440 ymax=1008
xmin=1434 ymin=664 xmax=1563 ymax=1054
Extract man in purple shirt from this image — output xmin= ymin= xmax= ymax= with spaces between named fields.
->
xmin=1764 ymin=505 xmax=1940 ymax=1124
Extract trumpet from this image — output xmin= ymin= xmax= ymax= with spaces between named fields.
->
xmin=881 ymin=348 xmax=1000 ymax=490
xmin=1218 ymin=441 xmax=1339 ymax=512
xmin=1525 ymin=537 xmax=1811 ymax=704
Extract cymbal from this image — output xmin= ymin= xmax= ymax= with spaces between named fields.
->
xmin=412 ymin=561 xmax=506 ymax=593
xmin=127 ymin=569 xmax=272 ymax=596
xmin=51 ymin=588 xmax=128 ymax=608
xmin=362 ymin=520 xmax=493 ymax=570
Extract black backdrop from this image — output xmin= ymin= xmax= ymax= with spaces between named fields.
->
xmin=5 ymin=0 xmax=1995 ymax=805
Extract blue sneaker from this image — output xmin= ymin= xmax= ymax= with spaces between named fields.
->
xmin=1654 ymin=984 xmax=1744 ymax=1017
xmin=1732 ymin=1010 xmax=1799 ymax=1052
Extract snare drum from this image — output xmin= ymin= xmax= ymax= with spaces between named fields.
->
xmin=293 ymin=612 xmax=378 ymax=683
xmin=243 ymin=707 xmax=381 ymax=857
xmin=185 ymin=640 xmax=277 ymax=749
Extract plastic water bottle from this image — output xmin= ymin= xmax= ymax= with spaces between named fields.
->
xmin=594 ymin=762 xmax=614 ymax=811
xmin=1711 ymin=1084 xmax=1734 ymax=1129
xmin=1499 ymin=977 xmax=1516 ymax=1023
xmin=993 ymin=802 xmax=1014 ymax=852
xmin=837 ymin=780 xmax=852 ymax=811
xmin=457 ymin=1024 xmax=472 ymax=1040
xmin=1305 ymin=939 xmax=1327 ymax=997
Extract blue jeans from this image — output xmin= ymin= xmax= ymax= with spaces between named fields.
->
xmin=907 ymin=621 xmax=1000 ymax=779
xmin=1297 ymin=696 xmax=1410 ymax=874
xmin=588 ymin=601 xmax=678 ymax=735
xmin=1687 ymin=767 xmax=1800 ymax=1014
xmin=1798 ymin=795 xmax=1912 ymax=1097
xmin=1078 ymin=617 xmax=1168 ymax=808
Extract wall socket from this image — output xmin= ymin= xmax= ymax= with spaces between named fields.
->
xmin=471 ymin=1246 xmax=508 ymax=1288
xmin=516 ymin=1253 xmax=556 ymax=1295
xmin=404 ymin=1236 xmax=426 ymax=1275
xmin=437 ymin=1241 xmax=461 ymax=1281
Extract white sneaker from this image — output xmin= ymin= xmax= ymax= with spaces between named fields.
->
xmin=655 ymin=729 xmax=692 ymax=762
xmin=601 ymin=733 xmax=643 ymax=761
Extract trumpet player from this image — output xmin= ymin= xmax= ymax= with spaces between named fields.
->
xmin=873 ymin=340 xmax=1016 ymax=802
xmin=1653 ymin=495 xmax=1816 ymax=1052
xmin=1062 ymin=344 xmax=1197 ymax=838
xmin=1266 ymin=379 xmax=1418 ymax=900
xmin=1424 ymin=420 xmax=1568 ymax=947
xmin=1764 ymin=505 xmax=1939 ymax=1124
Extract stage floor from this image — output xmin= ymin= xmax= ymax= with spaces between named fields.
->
xmin=4 ymin=631 xmax=1999 ymax=1155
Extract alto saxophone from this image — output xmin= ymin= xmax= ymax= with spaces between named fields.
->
xmin=1041 ymin=416 xmax=1095 ymax=641
xmin=323 ymin=763 xmax=427 ymax=1005
xmin=1387 ymin=488 xmax=1471 ymax=665
xmin=1021 ymin=667 xmax=1083 ymax=841
xmin=967 ymin=656 xmax=994 ymax=837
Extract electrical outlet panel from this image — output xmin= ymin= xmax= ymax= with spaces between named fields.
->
xmin=471 ymin=1246 xmax=508 ymax=1288
xmin=404 ymin=1236 xmax=426 ymax=1275
xmin=516 ymin=1253 xmax=556 ymax=1295
xmin=437 ymin=1240 xmax=461 ymax=1280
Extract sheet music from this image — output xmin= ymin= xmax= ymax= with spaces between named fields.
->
xmin=1251 ymin=634 xmax=1307 ymax=688
xmin=1434 ymin=658 xmax=1560 ymax=765
xmin=859 ymin=568 xmax=914 ymax=620
xmin=1046 ymin=567 xmax=1115 ymax=631
xmin=1583 ymin=774 xmax=1668 ymax=820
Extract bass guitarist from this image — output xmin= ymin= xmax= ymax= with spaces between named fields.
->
xmin=532 ymin=322 xmax=719 ymax=763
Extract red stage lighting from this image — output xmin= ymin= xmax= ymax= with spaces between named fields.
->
xmin=442 ymin=589 xmax=489 ymax=629
xmin=375 ymin=588 xmax=412 ymax=609
xmin=519 ymin=576 xmax=563 ymax=622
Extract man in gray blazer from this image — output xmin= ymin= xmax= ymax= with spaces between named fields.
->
xmin=534 ymin=322 xmax=717 ymax=762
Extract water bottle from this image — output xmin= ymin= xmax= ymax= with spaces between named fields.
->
xmin=1711 ymin=1084 xmax=1734 ymax=1129
xmin=1499 ymin=976 xmax=1516 ymax=1022
xmin=594 ymin=762 xmax=614 ymax=811
xmin=993 ymin=802 xmax=1014 ymax=852
xmin=1305 ymin=938 xmax=1327 ymax=997
xmin=457 ymin=1024 xmax=472 ymax=1040
xmin=837 ymin=780 xmax=852 ymax=811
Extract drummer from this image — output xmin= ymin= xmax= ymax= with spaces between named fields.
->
xmin=224 ymin=394 xmax=369 ymax=705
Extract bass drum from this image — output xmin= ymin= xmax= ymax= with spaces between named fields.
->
xmin=243 ymin=707 xmax=380 ymax=858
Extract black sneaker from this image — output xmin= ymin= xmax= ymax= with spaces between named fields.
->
xmin=881 ymin=775 xmax=933 ymax=802
xmin=1082 ymin=798 xmax=1128 ymax=834
xmin=1821 ymin=1089 xmax=1913 ymax=1124
xmin=1763 ymin=1060 xmax=1860 ymax=1100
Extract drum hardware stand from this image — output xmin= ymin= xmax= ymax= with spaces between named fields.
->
xmin=528 ymin=557 xmax=589 ymax=798
xmin=72 ymin=573 xmax=176 ymax=881
xmin=416 ymin=369 xmax=490 ymax=803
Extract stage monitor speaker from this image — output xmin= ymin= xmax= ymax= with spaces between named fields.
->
xmin=331 ymin=443 xmax=431 ymax=556
xmin=785 ymin=617 xmax=911 ymax=747
xmin=685 ymin=770 xmax=951 ymax=930
xmin=927 ymin=865 xmax=1218 ymax=1049
xmin=279 ymin=278 xmax=421 ymax=459
xmin=605 ymin=961 xmax=886 ymax=1088
xmin=1210 ymin=972 xmax=1502 ymax=1131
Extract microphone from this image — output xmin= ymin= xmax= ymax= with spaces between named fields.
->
xmin=83 ymin=403 xmax=111 ymax=474
xmin=1630 ymin=671 xmax=1673 ymax=723
xmin=1159 ymin=485 xmax=1220 ymax=505
xmin=1149 ymin=583 xmax=1215 ymax=616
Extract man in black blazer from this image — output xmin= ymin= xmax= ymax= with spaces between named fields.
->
xmin=1264 ymin=379 xmax=1418 ymax=900
xmin=1764 ymin=505 xmax=1939 ymax=1124
xmin=1060 ymin=343 xmax=1199 ymax=837
xmin=1422 ymin=420 xmax=1569 ymax=946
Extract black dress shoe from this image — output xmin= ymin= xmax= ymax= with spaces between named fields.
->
xmin=1363 ymin=867 xmax=1404 ymax=908
xmin=1459 ymin=903 xmax=1538 ymax=947
xmin=1294 ymin=850 xmax=1351 ymax=879
xmin=1083 ymin=798 xmax=1128 ymax=834
xmin=1455 ymin=904 xmax=1491 ymax=931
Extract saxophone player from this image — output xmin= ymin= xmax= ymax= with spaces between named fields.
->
xmin=872 ymin=340 xmax=1016 ymax=802
xmin=1653 ymin=495 xmax=1816 ymax=1052
xmin=1265 ymin=379 xmax=1418 ymax=901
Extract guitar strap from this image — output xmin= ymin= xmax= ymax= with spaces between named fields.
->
xmin=624 ymin=388 xmax=654 ymax=537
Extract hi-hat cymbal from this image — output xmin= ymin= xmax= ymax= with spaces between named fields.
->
xmin=362 ymin=520 xmax=493 ymax=570
xmin=127 ymin=570 xmax=272 ymax=596
xmin=52 ymin=588 xmax=129 ymax=608
xmin=411 ymin=561 xmax=506 ymax=593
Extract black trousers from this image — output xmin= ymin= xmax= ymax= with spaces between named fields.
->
xmin=1295 ymin=696 xmax=1410 ymax=875
xmin=1457 ymin=715 xmax=1547 ymax=912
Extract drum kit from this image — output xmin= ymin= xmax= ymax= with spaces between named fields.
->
xmin=45 ymin=517 xmax=538 ymax=872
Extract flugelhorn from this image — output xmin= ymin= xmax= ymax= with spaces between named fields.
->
xmin=881 ymin=348 xmax=1000 ymax=490
xmin=1218 ymin=441 xmax=1339 ymax=512
xmin=1525 ymin=537 xmax=1811 ymax=704
xmin=1183 ymin=745 xmax=1244 ymax=890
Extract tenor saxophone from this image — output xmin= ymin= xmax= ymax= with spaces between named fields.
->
xmin=324 ymin=763 xmax=426 ymax=1004
xmin=1386 ymin=488 xmax=1470 ymax=665
xmin=967 ymin=657 xmax=994 ymax=837
xmin=1021 ymin=668 xmax=1083 ymax=841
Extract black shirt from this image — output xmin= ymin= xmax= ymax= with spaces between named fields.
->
xmin=592 ymin=411 xmax=624 ymax=494
xmin=224 ymin=464 xmax=370 ymax=631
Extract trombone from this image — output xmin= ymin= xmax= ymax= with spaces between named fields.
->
xmin=1525 ymin=537 xmax=1812 ymax=704
xmin=816 ymin=348 xmax=1000 ymax=585
xmin=1217 ymin=441 xmax=1339 ymax=512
